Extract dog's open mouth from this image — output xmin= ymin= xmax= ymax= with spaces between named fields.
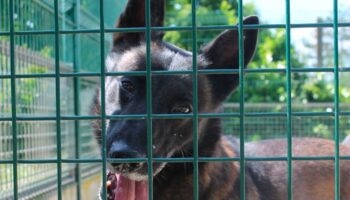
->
xmin=105 ymin=172 xmax=148 ymax=200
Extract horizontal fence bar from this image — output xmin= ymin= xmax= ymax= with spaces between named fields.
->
xmin=1 ymin=22 xmax=350 ymax=36
xmin=0 ymin=160 xmax=13 ymax=164
xmin=244 ymin=112 xmax=285 ymax=117
xmin=0 ymin=1 xmax=347 ymax=200
xmin=2 ymin=111 xmax=350 ymax=121
xmin=292 ymin=111 xmax=334 ymax=117
xmin=0 ymin=67 xmax=350 ymax=79
xmin=1 ymin=67 xmax=350 ymax=79
xmin=2 ymin=156 xmax=349 ymax=165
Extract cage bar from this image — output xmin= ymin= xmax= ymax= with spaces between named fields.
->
xmin=9 ymin=0 xmax=19 ymax=199
xmin=285 ymin=0 xmax=293 ymax=199
xmin=333 ymin=0 xmax=340 ymax=199
xmin=98 ymin=0 xmax=108 ymax=199
xmin=53 ymin=0 xmax=63 ymax=199
xmin=2 ymin=22 xmax=350 ymax=37
xmin=238 ymin=0 xmax=246 ymax=199
xmin=1 ymin=0 xmax=350 ymax=199
xmin=145 ymin=0 xmax=154 ymax=199
xmin=72 ymin=0 xmax=82 ymax=199
xmin=190 ymin=0 xmax=199 ymax=199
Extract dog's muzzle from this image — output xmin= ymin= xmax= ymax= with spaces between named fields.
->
xmin=108 ymin=141 xmax=144 ymax=173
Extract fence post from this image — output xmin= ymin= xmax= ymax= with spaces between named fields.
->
xmin=72 ymin=0 xmax=82 ymax=199
xmin=333 ymin=0 xmax=340 ymax=199
xmin=9 ymin=0 xmax=19 ymax=199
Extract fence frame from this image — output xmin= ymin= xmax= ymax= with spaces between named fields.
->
xmin=1 ymin=0 xmax=349 ymax=199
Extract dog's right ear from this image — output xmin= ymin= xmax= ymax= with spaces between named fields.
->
xmin=199 ymin=16 xmax=259 ymax=104
xmin=113 ymin=0 xmax=164 ymax=52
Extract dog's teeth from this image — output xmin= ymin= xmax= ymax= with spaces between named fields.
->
xmin=107 ymin=180 xmax=112 ymax=188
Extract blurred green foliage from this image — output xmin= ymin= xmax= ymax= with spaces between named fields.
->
xmin=164 ymin=0 xmax=350 ymax=104
xmin=3 ymin=0 xmax=349 ymax=105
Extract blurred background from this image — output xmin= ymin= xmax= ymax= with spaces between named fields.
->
xmin=0 ymin=0 xmax=350 ymax=199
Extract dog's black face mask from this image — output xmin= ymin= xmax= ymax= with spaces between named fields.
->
xmin=92 ymin=0 xmax=259 ymax=180
xmin=104 ymin=73 xmax=196 ymax=179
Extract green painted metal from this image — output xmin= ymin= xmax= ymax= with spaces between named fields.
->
xmin=2 ymin=155 xmax=350 ymax=165
xmin=73 ymin=0 xmax=82 ymax=199
xmin=0 ymin=0 xmax=348 ymax=199
xmin=191 ymin=0 xmax=199 ymax=199
xmin=9 ymin=0 xmax=19 ymax=199
xmin=3 ymin=22 xmax=350 ymax=37
xmin=2 ymin=66 xmax=350 ymax=80
xmin=99 ymin=0 xmax=108 ymax=199
xmin=238 ymin=0 xmax=245 ymax=199
xmin=3 ymin=111 xmax=350 ymax=122
xmin=2 ymin=1 xmax=102 ymax=199
xmin=333 ymin=0 xmax=340 ymax=199
xmin=145 ymin=0 xmax=154 ymax=199
xmin=53 ymin=0 xmax=63 ymax=199
xmin=285 ymin=0 xmax=292 ymax=199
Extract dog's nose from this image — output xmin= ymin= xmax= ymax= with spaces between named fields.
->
xmin=109 ymin=143 xmax=138 ymax=159
xmin=109 ymin=142 xmax=141 ymax=172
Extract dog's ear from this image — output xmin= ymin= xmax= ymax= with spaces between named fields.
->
xmin=199 ymin=16 xmax=259 ymax=104
xmin=113 ymin=0 xmax=164 ymax=52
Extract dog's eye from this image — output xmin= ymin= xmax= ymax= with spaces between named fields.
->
xmin=121 ymin=80 xmax=135 ymax=93
xmin=171 ymin=104 xmax=192 ymax=114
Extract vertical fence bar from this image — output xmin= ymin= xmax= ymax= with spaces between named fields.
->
xmin=285 ymin=0 xmax=293 ymax=199
xmin=53 ymin=0 xmax=62 ymax=199
xmin=73 ymin=0 xmax=82 ymax=199
xmin=99 ymin=0 xmax=108 ymax=199
xmin=145 ymin=0 xmax=154 ymax=199
xmin=237 ymin=0 xmax=245 ymax=199
xmin=9 ymin=0 xmax=18 ymax=198
xmin=190 ymin=0 xmax=199 ymax=199
xmin=333 ymin=0 xmax=340 ymax=199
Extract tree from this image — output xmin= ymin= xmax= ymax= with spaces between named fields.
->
xmin=301 ymin=8 xmax=350 ymax=103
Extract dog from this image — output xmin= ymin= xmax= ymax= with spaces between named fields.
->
xmin=92 ymin=0 xmax=350 ymax=199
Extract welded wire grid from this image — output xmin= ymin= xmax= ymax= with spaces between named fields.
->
xmin=0 ymin=0 xmax=101 ymax=199
xmin=1 ymin=0 xmax=350 ymax=199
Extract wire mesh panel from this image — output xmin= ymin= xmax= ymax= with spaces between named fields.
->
xmin=0 ymin=0 xmax=108 ymax=199
xmin=1 ymin=0 xmax=350 ymax=199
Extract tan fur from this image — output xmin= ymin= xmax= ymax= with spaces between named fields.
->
xmin=222 ymin=139 xmax=236 ymax=157
xmin=208 ymin=140 xmax=239 ymax=200
xmin=246 ymin=138 xmax=350 ymax=200
xmin=206 ymin=139 xmax=260 ymax=200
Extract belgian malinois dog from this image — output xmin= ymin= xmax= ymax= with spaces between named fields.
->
xmin=92 ymin=0 xmax=350 ymax=199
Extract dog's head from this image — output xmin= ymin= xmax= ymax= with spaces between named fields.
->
xmin=94 ymin=0 xmax=259 ymax=180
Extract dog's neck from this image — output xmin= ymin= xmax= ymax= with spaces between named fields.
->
xmin=153 ymin=118 xmax=261 ymax=200
xmin=155 ymin=119 xmax=221 ymax=185
xmin=157 ymin=117 xmax=222 ymax=167
xmin=176 ymin=118 xmax=222 ymax=159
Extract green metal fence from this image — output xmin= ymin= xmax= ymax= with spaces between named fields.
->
xmin=1 ymin=0 xmax=350 ymax=199
xmin=0 ymin=0 xmax=127 ymax=199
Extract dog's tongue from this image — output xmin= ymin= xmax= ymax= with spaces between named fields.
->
xmin=114 ymin=174 xmax=148 ymax=200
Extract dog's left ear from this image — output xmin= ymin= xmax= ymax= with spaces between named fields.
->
xmin=199 ymin=16 xmax=259 ymax=104
xmin=113 ymin=0 xmax=165 ymax=52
